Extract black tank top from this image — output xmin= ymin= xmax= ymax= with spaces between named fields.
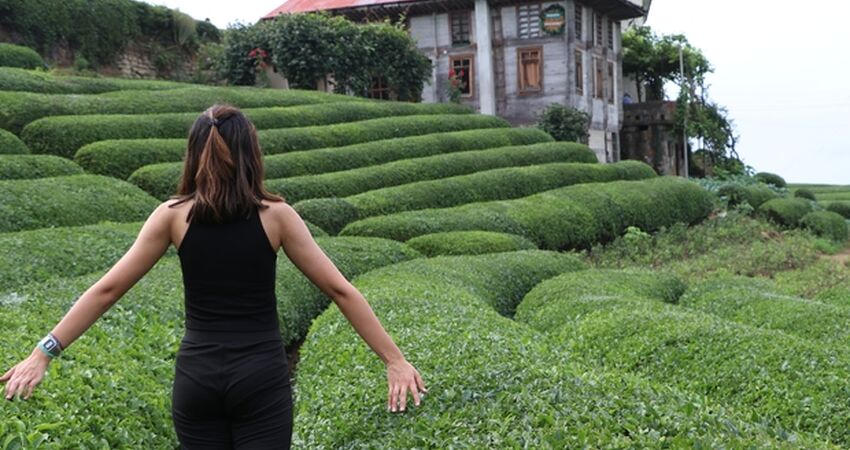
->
xmin=177 ymin=205 xmax=280 ymax=332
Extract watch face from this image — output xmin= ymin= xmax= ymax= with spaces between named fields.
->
xmin=44 ymin=340 xmax=57 ymax=351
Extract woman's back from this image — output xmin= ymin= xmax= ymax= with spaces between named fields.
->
xmin=177 ymin=204 xmax=280 ymax=333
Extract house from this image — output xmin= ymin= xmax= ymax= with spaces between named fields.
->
xmin=262 ymin=0 xmax=647 ymax=163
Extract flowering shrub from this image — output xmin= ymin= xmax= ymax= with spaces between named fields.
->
xmin=447 ymin=68 xmax=466 ymax=103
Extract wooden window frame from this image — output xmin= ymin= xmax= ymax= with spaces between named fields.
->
xmin=593 ymin=56 xmax=604 ymax=99
xmin=517 ymin=3 xmax=543 ymax=39
xmin=517 ymin=46 xmax=544 ymax=94
xmin=574 ymin=3 xmax=583 ymax=41
xmin=594 ymin=13 xmax=604 ymax=47
xmin=449 ymin=53 xmax=475 ymax=98
xmin=607 ymin=19 xmax=615 ymax=50
xmin=574 ymin=49 xmax=584 ymax=95
xmin=607 ymin=61 xmax=615 ymax=104
xmin=449 ymin=10 xmax=472 ymax=46
xmin=368 ymin=75 xmax=392 ymax=100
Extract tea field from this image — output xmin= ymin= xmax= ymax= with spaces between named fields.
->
xmin=1 ymin=67 xmax=849 ymax=449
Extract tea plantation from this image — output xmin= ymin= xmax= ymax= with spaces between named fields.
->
xmin=1 ymin=68 xmax=848 ymax=448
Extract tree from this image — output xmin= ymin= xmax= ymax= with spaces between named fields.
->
xmin=535 ymin=103 xmax=590 ymax=144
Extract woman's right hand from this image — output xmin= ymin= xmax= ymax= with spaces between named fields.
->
xmin=386 ymin=358 xmax=427 ymax=412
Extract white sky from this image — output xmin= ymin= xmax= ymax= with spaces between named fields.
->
xmin=149 ymin=0 xmax=850 ymax=184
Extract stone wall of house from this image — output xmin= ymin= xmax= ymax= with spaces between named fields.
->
xmin=620 ymin=101 xmax=685 ymax=175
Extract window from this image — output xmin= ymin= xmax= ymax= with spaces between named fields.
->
xmin=574 ymin=3 xmax=583 ymax=40
xmin=449 ymin=55 xmax=474 ymax=96
xmin=368 ymin=75 xmax=391 ymax=100
xmin=450 ymin=11 xmax=471 ymax=45
xmin=594 ymin=13 xmax=603 ymax=47
xmin=593 ymin=56 xmax=603 ymax=99
xmin=574 ymin=50 xmax=583 ymax=95
xmin=518 ymin=47 xmax=543 ymax=92
xmin=607 ymin=19 xmax=615 ymax=50
xmin=607 ymin=61 xmax=615 ymax=103
xmin=518 ymin=3 xmax=542 ymax=39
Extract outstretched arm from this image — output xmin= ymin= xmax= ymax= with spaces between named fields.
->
xmin=1 ymin=202 xmax=174 ymax=400
xmin=276 ymin=203 xmax=427 ymax=412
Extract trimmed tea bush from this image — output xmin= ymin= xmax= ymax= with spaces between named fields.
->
xmin=278 ymin=236 xmax=422 ymax=346
xmin=800 ymin=210 xmax=848 ymax=242
xmin=757 ymin=197 xmax=813 ymax=228
xmin=0 ymin=67 xmax=188 ymax=94
xmin=680 ymin=275 xmax=850 ymax=344
xmin=295 ymin=252 xmax=821 ymax=448
xmin=0 ymin=155 xmax=83 ymax=180
xmin=344 ymin=160 xmax=657 ymax=220
xmin=0 ymin=222 xmax=142 ymax=291
xmin=265 ymin=142 xmax=599 ymax=204
xmin=0 ymin=86 xmax=360 ymax=134
xmin=129 ymin=128 xmax=553 ymax=198
xmin=0 ymin=175 xmax=159 ymax=232
xmin=340 ymin=176 xmax=713 ymax=249
xmin=717 ymin=183 xmax=777 ymax=209
xmin=0 ymin=129 xmax=29 ymax=154
xmin=33 ymin=102 xmax=471 ymax=160
xmin=292 ymin=198 xmax=360 ymax=239
xmin=826 ymin=201 xmax=850 ymax=219
xmin=754 ymin=171 xmax=786 ymax=188
xmin=0 ymin=43 xmax=44 ymax=69
xmin=794 ymin=188 xmax=816 ymax=201
xmin=516 ymin=269 xmax=850 ymax=446
xmin=405 ymin=231 xmax=537 ymax=256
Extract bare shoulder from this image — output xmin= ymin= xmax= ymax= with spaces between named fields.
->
xmin=261 ymin=199 xmax=297 ymax=220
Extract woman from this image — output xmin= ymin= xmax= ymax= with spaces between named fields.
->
xmin=1 ymin=104 xmax=427 ymax=448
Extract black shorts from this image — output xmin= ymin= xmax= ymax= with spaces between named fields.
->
xmin=171 ymin=328 xmax=293 ymax=449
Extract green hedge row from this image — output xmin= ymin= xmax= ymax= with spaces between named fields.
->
xmin=405 ymin=231 xmax=537 ymax=256
xmin=0 ymin=154 xmax=83 ymax=180
xmin=128 ymin=128 xmax=550 ymax=198
xmin=515 ymin=268 xmax=850 ymax=446
xmin=338 ymin=176 xmax=713 ymax=249
xmin=278 ymin=236 xmax=422 ymax=346
xmin=826 ymin=201 xmax=850 ymax=219
xmin=299 ymin=160 xmax=655 ymax=235
xmin=800 ymin=211 xmax=848 ymax=242
xmin=0 ymin=67 xmax=189 ymax=94
xmin=0 ymin=43 xmax=45 ymax=69
xmin=0 ymin=129 xmax=29 ymax=154
xmin=717 ymin=183 xmax=778 ymax=209
xmin=679 ymin=275 xmax=850 ymax=344
xmin=0 ymin=86 xmax=361 ymax=134
xmin=0 ymin=175 xmax=158 ymax=232
xmin=0 ymin=235 xmax=418 ymax=447
xmin=754 ymin=171 xmax=787 ymax=188
xmin=32 ymin=102 xmax=471 ymax=160
xmin=294 ymin=252 xmax=822 ymax=448
xmin=757 ymin=197 xmax=813 ymax=228
xmin=266 ymin=142 xmax=597 ymax=204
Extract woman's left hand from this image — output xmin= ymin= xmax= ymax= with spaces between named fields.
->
xmin=386 ymin=358 xmax=427 ymax=412
xmin=1 ymin=348 xmax=51 ymax=401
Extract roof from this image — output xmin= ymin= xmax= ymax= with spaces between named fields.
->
xmin=262 ymin=0 xmax=646 ymax=20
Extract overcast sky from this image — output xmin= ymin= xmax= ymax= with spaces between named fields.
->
xmin=149 ymin=0 xmax=849 ymax=184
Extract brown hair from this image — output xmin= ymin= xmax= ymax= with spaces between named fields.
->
xmin=169 ymin=104 xmax=284 ymax=223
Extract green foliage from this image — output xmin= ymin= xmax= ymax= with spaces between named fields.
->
xmin=343 ymin=160 xmax=657 ymax=222
xmin=754 ymin=171 xmax=787 ymax=188
xmin=0 ymin=222 xmax=142 ymax=291
xmin=535 ymin=103 xmax=590 ymax=144
xmin=65 ymin=102 xmax=470 ymax=174
xmin=0 ymin=175 xmax=158 ymax=232
xmin=0 ymin=43 xmax=45 ymax=69
xmin=0 ymin=155 xmax=83 ymax=180
xmin=0 ymin=129 xmax=29 ymax=154
xmin=221 ymin=13 xmax=431 ymax=100
xmin=292 ymin=198 xmax=361 ymax=237
xmin=266 ymin=142 xmax=599 ymax=204
xmin=0 ymin=67 xmax=188 ymax=94
xmin=800 ymin=211 xmax=848 ymax=243
xmin=757 ymin=197 xmax=813 ymax=228
xmin=515 ymin=268 xmax=850 ymax=446
xmin=716 ymin=183 xmax=778 ymax=209
xmin=405 ymin=231 xmax=537 ymax=256
xmin=825 ymin=201 xmax=850 ymax=219
xmin=128 ymin=128 xmax=551 ymax=199
xmin=794 ymin=188 xmax=816 ymax=201
xmin=296 ymin=252 xmax=820 ymax=448
xmin=278 ymin=236 xmax=422 ymax=346
xmin=340 ymin=176 xmax=713 ymax=250
xmin=773 ymin=259 xmax=850 ymax=308
xmin=680 ymin=275 xmax=850 ymax=344
xmin=1 ymin=86 xmax=358 ymax=134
